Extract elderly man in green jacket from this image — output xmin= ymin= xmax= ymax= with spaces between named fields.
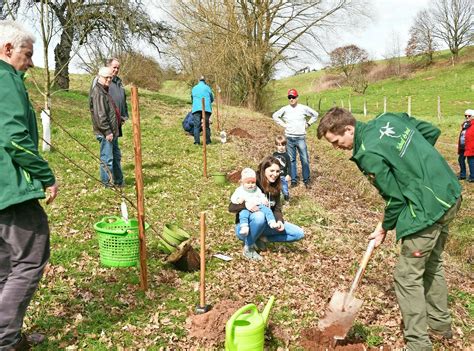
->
xmin=317 ymin=107 xmax=461 ymax=351
xmin=0 ymin=21 xmax=58 ymax=350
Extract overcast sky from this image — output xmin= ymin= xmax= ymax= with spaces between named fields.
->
xmin=277 ymin=0 xmax=433 ymax=77
xmin=24 ymin=0 xmax=434 ymax=77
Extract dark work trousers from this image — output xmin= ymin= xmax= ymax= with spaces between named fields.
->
xmin=0 ymin=200 xmax=50 ymax=350
xmin=192 ymin=111 xmax=211 ymax=145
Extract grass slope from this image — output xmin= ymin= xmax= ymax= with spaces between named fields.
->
xmin=19 ymin=62 xmax=473 ymax=350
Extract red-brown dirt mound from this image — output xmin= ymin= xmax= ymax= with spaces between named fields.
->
xmin=300 ymin=327 xmax=366 ymax=350
xmin=226 ymin=169 xmax=241 ymax=183
xmin=228 ymin=127 xmax=254 ymax=139
xmin=186 ymin=300 xmax=242 ymax=347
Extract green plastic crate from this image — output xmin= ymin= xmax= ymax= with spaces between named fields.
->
xmin=93 ymin=216 xmax=149 ymax=267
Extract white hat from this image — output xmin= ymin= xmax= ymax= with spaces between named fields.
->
xmin=241 ymin=168 xmax=256 ymax=182
xmin=465 ymin=109 xmax=474 ymax=116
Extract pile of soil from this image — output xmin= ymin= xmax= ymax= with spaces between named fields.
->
xmin=226 ymin=169 xmax=241 ymax=183
xmin=186 ymin=300 xmax=242 ymax=347
xmin=228 ymin=127 xmax=254 ymax=139
xmin=300 ymin=327 xmax=366 ymax=351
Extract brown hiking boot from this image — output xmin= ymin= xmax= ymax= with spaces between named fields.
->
xmin=429 ymin=328 xmax=453 ymax=340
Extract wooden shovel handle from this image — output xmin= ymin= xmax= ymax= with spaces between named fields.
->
xmin=348 ymin=239 xmax=376 ymax=296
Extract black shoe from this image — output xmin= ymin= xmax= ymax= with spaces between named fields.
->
xmin=284 ymin=194 xmax=289 ymax=201
xmin=10 ymin=335 xmax=31 ymax=350
xmin=458 ymin=175 xmax=466 ymax=180
xmin=468 ymin=179 xmax=474 ymax=183
xmin=194 ymin=142 xmax=201 ymax=145
xmin=290 ymin=182 xmax=298 ymax=188
xmin=304 ymin=183 xmax=312 ymax=189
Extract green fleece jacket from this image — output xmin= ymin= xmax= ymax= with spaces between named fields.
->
xmin=351 ymin=112 xmax=461 ymax=241
xmin=0 ymin=60 xmax=55 ymax=210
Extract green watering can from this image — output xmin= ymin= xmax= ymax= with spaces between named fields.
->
xmin=225 ymin=296 xmax=275 ymax=351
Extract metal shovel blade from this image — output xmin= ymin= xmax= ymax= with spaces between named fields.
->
xmin=317 ymin=290 xmax=363 ymax=340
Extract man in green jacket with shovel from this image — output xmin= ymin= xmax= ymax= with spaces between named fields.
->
xmin=0 ymin=21 xmax=58 ymax=350
xmin=317 ymin=107 xmax=462 ymax=351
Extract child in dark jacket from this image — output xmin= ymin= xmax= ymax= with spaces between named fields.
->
xmin=273 ymin=135 xmax=291 ymax=200
xmin=458 ymin=109 xmax=474 ymax=182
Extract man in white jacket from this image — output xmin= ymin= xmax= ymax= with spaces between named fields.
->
xmin=272 ymin=88 xmax=318 ymax=188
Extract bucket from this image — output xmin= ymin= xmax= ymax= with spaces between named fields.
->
xmin=211 ymin=172 xmax=227 ymax=185
xmin=94 ymin=216 xmax=149 ymax=267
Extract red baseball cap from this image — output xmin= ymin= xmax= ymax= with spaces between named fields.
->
xmin=287 ymin=88 xmax=298 ymax=97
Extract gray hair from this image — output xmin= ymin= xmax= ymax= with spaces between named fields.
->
xmin=98 ymin=66 xmax=113 ymax=78
xmin=105 ymin=58 xmax=120 ymax=66
xmin=0 ymin=20 xmax=36 ymax=49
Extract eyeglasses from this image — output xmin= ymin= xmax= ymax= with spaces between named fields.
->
xmin=288 ymin=95 xmax=297 ymax=100
xmin=465 ymin=115 xmax=473 ymax=118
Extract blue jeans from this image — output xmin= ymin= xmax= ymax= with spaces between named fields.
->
xmin=235 ymin=211 xmax=304 ymax=247
xmin=239 ymin=205 xmax=276 ymax=227
xmin=287 ymin=136 xmax=310 ymax=184
xmin=280 ymin=176 xmax=289 ymax=196
xmin=96 ymin=135 xmax=123 ymax=186
xmin=193 ymin=111 xmax=211 ymax=145
xmin=458 ymin=154 xmax=474 ymax=180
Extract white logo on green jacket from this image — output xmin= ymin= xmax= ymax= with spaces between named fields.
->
xmin=379 ymin=122 xmax=414 ymax=158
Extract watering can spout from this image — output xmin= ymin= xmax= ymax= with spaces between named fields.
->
xmin=262 ymin=296 xmax=275 ymax=326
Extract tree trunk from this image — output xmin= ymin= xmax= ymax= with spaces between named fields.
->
xmin=53 ymin=25 xmax=74 ymax=90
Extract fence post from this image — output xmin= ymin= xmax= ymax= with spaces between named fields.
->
xmin=348 ymin=97 xmax=352 ymax=112
xmin=407 ymin=96 xmax=411 ymax=116
xmin=437 ymin=96 xmax=441 ymax=121
xmin=383 ymin=96 xmax=387 ymax=113
xmin=340 ymin=99 xmax=344 ymax=108
xmin=364 ymin=99 xmax=367 ymax=117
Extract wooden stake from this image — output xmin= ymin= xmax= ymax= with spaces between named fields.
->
xmin=202 ymin=98 xmax=207 ymax=178
xmin=383 ymin=96 xmax=387 ymax=113
xmin=199 ymin=212 xmax=206 ymax=307
xmin=131 ymin=85 xmax=148 ymax=291
xmin=408 ymin=96 xmax=411 ymax=116
xmin=216 ymin=87 xmax=220 ymax=131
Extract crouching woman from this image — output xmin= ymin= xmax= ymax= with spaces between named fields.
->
xmin=229 ymin=156 xmax=304 ymax=260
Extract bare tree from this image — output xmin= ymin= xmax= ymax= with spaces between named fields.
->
xmin=329 ymin=45 xmax=369 ymax=79
xmin=430 ymin=0 xmax=473 ymax=63
xmin=28 ymin=0 xmax=171 ymax=90
xmin=168 ymin=0 xmax=369 ymax=111
xmin=0 ymin=0 xmax=20 ymax=19
xmin=405 ymin=9 xmax=438 ymax=66
xmin=384 ymin=31 xmax=403 ymax=76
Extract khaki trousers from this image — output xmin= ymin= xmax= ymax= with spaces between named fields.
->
xmin=394 ymin=197 xmax=461 ymax=351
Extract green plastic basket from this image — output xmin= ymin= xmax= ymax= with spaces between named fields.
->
xmin=93 ymin=216 xmax=149 ymax=267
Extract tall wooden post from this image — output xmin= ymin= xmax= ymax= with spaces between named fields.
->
xmin=199 ymin=212 xmax=206 ymax=307
xmin=201 ymin=98 xmax=207 ymax=178
xmin=216 ymin=87 xmax=220 ymax=131
xmin=363 ymin=99 xmax=367 ymax=117
xmin=383 ymin=96 xmax=387 ymax=113
xmin=131 ymin=85 xmax=148 ymax=291
xmin=408 ymin=96 xmax=412 ymax=116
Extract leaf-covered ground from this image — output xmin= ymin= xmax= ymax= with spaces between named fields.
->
xmin=25 ymin=85 xmax=473 ymax=350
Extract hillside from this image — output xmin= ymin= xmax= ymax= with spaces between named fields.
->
xmin=18 ymin=54 xmax=474 ymax=350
